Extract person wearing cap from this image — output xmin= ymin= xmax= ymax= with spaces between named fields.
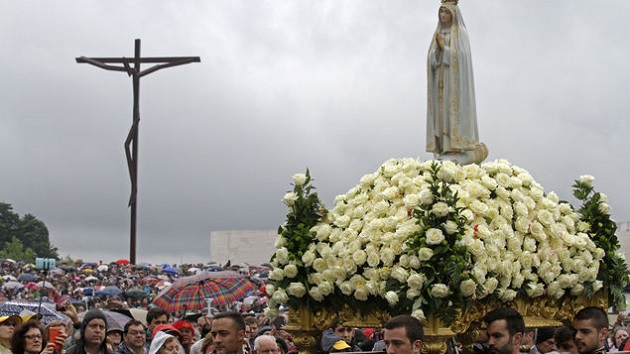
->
xmin=114 ymin=320 xmax=146 ymax=354
xmin=530 ymin=328 xmax=558 ymax=354
xmin=209 ymin=312 xmax=248 ymax=354
xmin=66 ymin=309 xmax=110 ymax=354
xmin=106 ymin=327 xmax=124 ymax=353
xmin=0 ymin=315 xmax=23 ymax=354
xmin=171 ymin=322 xmax=194 ymax=354
xmin=320 ymin=322 xmax=360 ymax=353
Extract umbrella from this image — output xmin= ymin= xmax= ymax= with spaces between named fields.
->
xmin=111 ymin=308 xmax=148 ymax=326
xmin=36 ymin=281 xmax=55 ymax=289
xmin=0 ymin=301 xmax=64 ymax=325
xmin=2 ymin=275 xmax=17 ymax=281
xmin=124 ymin=288 xmax=146 ymax=298
xmin=49 ymin=268 xmax=65 ymax=276
xmin=3 ymin=281 xmax=24 ymax=289
xmin=162 ymin=267 xmax=179 ymax=275
xmin=78 ymin=309 xmax=132 ymax=329
xmin=25 ymin=282 xmax=38 ymax=289
xmin=97 ymin=265 xmax=109 ymax=272
xmin=135 ymin=263 xmax=151 ymax=270
xmin=156 ymin=281 xmax=172 ymax=290
xmin=187 ymin=267 xmax=202 ymax=274
xmin=141 ymin=276 xmax=158 ymax=284
xmin=95 ymin=286 xmax=122 ymax=297
xmin=84 ymin=275 xmax=99 ymax=282
xmin=18 ymin=274 xmax=37 ymax=282
xmin=152 ymin=271 xmax=255 ymax=312
xmin=116 ymin=259 xmax=130 ymax=266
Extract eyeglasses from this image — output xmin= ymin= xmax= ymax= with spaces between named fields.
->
xmin=24 ymin=334 xmax=43 ymax=340
xmin=127 ymin=331 xmax=145 ymax=336
xmin=258 ymin=349 xmax=279 ymax=354
xmin=1 ymin=322 xmax=17 ymax=327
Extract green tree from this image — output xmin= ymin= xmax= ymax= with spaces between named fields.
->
xmin=0 ymin=202 xmax=59 ymax=260
xmin=0 ymin=236 xmax=36 ymax=263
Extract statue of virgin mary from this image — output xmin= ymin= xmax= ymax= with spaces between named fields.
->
xmin=426 ymin=0 xmax=487 ymax=164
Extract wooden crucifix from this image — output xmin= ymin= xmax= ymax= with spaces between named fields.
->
xmin=76 ymin=39 xmax=200 ymax=264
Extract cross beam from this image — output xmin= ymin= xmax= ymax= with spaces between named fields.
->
xmin=76 ymin=39 xmax=200 ymax=264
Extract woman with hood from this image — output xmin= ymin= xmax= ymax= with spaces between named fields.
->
xmin=148 ymin=332 xmax=180 ymax=354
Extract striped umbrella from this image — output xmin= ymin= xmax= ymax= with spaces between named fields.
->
xmin=152 ymin=271 xmax=254 ymax=312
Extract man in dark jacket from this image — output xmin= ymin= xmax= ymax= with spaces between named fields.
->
xmin=67 ymin=309 xmax=111 ymax=354
xmin=115 ymin=320 xmax=146 ymax=354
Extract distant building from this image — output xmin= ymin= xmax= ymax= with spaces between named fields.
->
xmin=210 ymin=230 xmax=277 ymax=266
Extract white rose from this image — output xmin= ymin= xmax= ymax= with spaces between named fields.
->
xmin=426 ymin=228 xmax=445 ymax=245
xmin=411 ymin=309 xmax=426 ymax=322
xmin=459 ymin=279 xmax=476 ymax=297
xmin=292 ymin=173 xmax=307 ymax=186
xmin=381 ymin=248 xmax=395 ymax=266
xmin=432 ymin=202 xmax=450 ymax=217
xmin=483 ymin=278 xmax=499 ymax=295
xmin=339 ymin=281 xmax=353 ymax=296
xmin=443 ymin=220 xmax=459 ymax=235
xmin=283 ymin=192 xmax=298 ymax=206
xmin=284 ymin=264 xmax=298 ymax=278
xmin=537 ymin=210 xmax=554 ymax=226
xmin=385 ymin=291 xmax=400 ymax=305
xmin=312 ymin=258 xmax=327 ymax=272
xmin=470 ymin=200 xmax=489 ymax=215
xmin=274 ymin=236 xmax=286 ymax=248
xmin=367 ymin=252 xmax=380 ymax=267
xmin=499 ymin=289 xmax=517 ymax=302
xmin=309 ymin=287 xmax=324 ymax=302
xmin=302 ymin=250 xmax=316 ymax=267
xmin=598 ymin=203 xmax=611 ymax=214
xmin=419 ymin=189 xmax=434 ymax=205
xmin=319 ymin=281 xmax=334 ymax=296
xmin=403 ymin=194 xmax=420 ymax=208
xmin=406 ymin=288 xmax=421 ymax=299
xmin=269 ymin=268 xmax=284 ymax=281
xmin=579 ymin=175 xmax=595 ymax=187
xmin=408 ymin=256 xmax=421 ymax=269
xmin=272 ymin=288 xmax=289 ymax=304
xmin=430 ymin=283 xmax=449 ymax=298
xmin=407 ymin=273 xmax=425 ymax=289
xmin=352 ymin=250 xmax=367 ymax=266
xmin=276 ymin=247 xmax=289 ymax=265
xmin=360 ymin=172 xmax=378 ymax=187
xmin=418 ymin=247 xmax=434 ymax=261
xmin=391 ymin=267 xmax=409 ymax=283
xmin=287 ymin=282 xmax=307 ymax=298
xmin=354 ymin=286 xmax=369 ymax=301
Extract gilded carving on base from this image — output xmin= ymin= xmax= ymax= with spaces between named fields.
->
xmin=285 ymin=292 xmax=608 ymax=354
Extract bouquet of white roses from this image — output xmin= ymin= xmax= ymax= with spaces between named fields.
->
xmin=266 ymin=159 xmax=627 ymax=323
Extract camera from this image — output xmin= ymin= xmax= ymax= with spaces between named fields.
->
xmin=55 ymin=303 xmax=67 ymax=312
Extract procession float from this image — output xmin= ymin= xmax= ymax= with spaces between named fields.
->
xmin=265 ymin=1 xmax=628 ymax=353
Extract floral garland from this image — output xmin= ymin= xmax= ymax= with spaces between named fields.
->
xmin=266 ymin=159 xmax=627 ymax=323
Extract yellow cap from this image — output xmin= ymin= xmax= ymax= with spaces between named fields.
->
xmin=0 ymin=315 xmax=23 ymax=325
xmin=332 ymin=340 xmax=351 ymax=351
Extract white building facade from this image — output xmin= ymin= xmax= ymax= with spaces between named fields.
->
xmin=209 ymin=229 xmax=278 ymax=266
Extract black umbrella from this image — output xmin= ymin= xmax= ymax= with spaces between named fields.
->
xmin=18 ymin=274 xmax=37 ymax=282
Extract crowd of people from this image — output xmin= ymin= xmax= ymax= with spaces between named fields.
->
xmin=0 ymin=303 xmax=623 ymax=354
xmin=1 ymin=260 xmax=628 ymax=354
xmin=0 ymin=260 xmax=269 ymax=316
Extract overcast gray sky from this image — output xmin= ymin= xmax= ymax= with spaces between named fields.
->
xmin=1 ymin=1 xmax=628 ymax=265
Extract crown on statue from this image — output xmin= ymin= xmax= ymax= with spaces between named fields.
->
xmin=441 ymin=0 xmax=458 ymax=5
